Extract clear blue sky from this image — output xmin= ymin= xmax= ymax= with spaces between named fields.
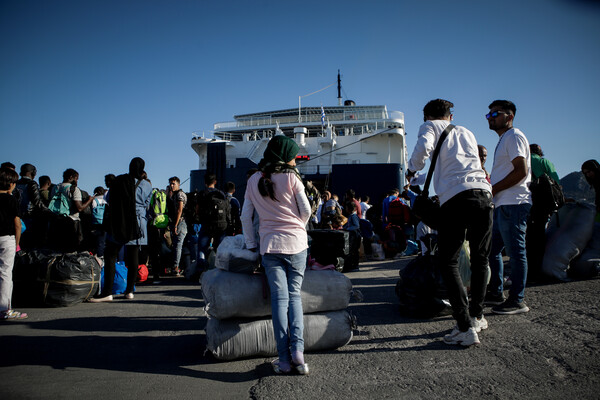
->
xmin=1 ymin=0 xmax=599 ymax=194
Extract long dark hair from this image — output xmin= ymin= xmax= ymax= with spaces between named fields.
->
xmin=258 ymin=161 xmax=301 ymax=202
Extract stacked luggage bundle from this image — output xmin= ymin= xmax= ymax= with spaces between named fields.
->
xmin=308 ymin=229 xmax=360 ymax=272
xmin=13 ymin=250 xmax=101 ymax=307
xmin=202 ymin=235 xmax=355 ymax=360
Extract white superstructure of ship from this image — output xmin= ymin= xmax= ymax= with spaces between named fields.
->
xmin=190 ymin=72 xmax=409 ymax=200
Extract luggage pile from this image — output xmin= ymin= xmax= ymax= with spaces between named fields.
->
xmin=308 ymin=229 xmax=359 ymax=272
xmin=13 ymin=250 xmax=101 ymax=307
xmin=395 ymin=253 xmax=450 ymax=318
xmin=544 ymin=202 xmax=600 ymax=280
xmin=202 ymin=236 xmax=355 ymax=360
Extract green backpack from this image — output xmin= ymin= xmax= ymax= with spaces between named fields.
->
xmin=48 ymin=184 xmax=73 ymax=216
xmin=150 ymin=189 xmax=169 ymax=228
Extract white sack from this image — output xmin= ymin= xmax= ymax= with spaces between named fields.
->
xmin=543 ymin=202 xmax=596 ymax=281
xmin=205 ymin=310 xmax=354 ymax=360
xmin=201 ymin=268 xmax=353 ymax=319
xmin=215 ymin=235 xmax=259 ymax=273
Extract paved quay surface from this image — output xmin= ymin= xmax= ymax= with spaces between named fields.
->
xmin=1 ymin=257 xmax=599 ymax=400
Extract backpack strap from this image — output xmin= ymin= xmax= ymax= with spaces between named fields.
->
xmin=422 ymin=124 xmax=455 ymax=197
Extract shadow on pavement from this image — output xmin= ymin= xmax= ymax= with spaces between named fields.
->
xmin=1 ymin=326 xmax=265 ymax=383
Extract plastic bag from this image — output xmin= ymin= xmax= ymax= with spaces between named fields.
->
xmin=215 ymin=235 xmax=259 ymax=273
xmin=205 ymin=310 xmax=354 ymax=360
xmin=201 ymin=268 xmax=352 ymax=319
xmin=543 ymin=202 xmax=596 ymax=280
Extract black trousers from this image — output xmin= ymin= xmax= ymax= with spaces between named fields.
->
xmin=438 ymin=189 xmax=493 ymax=331
xmin=526 ymin=205 xmax=550 ymax=281
xmin=101 ymin=241 xmax=139 ymax=296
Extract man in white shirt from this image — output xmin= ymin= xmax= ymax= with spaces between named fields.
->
xmin=406 ymin=99 xmax=493 ymax=346
xmin=486 ymin=100 xmax=531 ymax=315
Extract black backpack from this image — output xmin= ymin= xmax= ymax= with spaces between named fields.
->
xmin=199 ymin=189 xmax=230 ymax=232
xmin=529 ymin=173 xmax=565 ymax=216
xmin=184 ymin=191 xmax=202 ymax=225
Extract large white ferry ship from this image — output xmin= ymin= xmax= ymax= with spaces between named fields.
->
xmin=190 ymin=73 xmax=409 ymax=202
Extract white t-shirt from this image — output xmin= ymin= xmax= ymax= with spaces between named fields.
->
xmin=407 ymin=120 xmax=491 ymax=205
xmin=490 ymin=128 xmax=532 ymax=207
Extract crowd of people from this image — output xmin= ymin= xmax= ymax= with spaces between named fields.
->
xmin=1 ymin=98 xmax=599 ymax=375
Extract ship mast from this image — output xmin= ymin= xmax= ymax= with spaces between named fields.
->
xmin=337 ymin=70 xmax=342 ymax=106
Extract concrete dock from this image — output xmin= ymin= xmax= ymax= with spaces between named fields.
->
xmin=1 ymin=257 xmax=599 ymax=399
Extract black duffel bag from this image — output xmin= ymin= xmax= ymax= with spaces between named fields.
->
xmin=13 ymin=250 xmax=101 ymax=307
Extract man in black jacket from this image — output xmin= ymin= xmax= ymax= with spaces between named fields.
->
xmin=16 ymin=163 xmax=50 ymax=249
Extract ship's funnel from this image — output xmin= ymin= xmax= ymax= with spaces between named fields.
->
xmin=294 ymin=127 xmax=307 ymax=146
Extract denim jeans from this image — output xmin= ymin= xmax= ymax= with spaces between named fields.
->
xmin=172 ymin=220 xmax=188 ymax=268
xmin=488 ymin=203 xmax=531 ymax=303
xmin=197 ymin=227 xmax=226 ymax=270
xmin=0 ymin=235 xmax=16 ymax=311
xmin=262 ymin=250 xmax=307 ymax=364
xmin=438 ymin=189 xmax=493 ymax=331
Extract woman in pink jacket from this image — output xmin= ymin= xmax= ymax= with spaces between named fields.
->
xmin=241 ymin=135 xmax=311 ymax=375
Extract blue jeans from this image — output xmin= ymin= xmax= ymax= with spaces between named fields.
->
xmin=262 ymin=250 xmax=307 ymax=364
xmin=197 ymin=227 xmax=226 ymax=270
xmin=488 ymin=204 xmax=531 ymax=303
xmin=171 ymin=220 xmax=188 ymax=268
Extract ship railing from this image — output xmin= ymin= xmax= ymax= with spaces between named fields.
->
xmin=213 ymin=109 xmax=399 ymax=130
xmin=296 ymin=164 xmax=323 ymax=175
xmin=192 ymin=131 xmax=209 ymax=139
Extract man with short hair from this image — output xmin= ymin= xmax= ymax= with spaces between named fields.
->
xmin=38 ymin=175 xmax=52 ymax=206
xmin=16 ymin=164 xmax=49 ymax=249
xmin=406 ymin=98 xmax=493 ymax=346
xmin=197 ymin=173 xmax=230 ymax=269
xmin=526 ymin=144 xmax=560 ymax=282
xmin=167 ymin=176 xmax=187 ymax=276
xmin=486 ymin=100 xmax=532 ymax=315
xmin=226 ymin=181 xmax=242 ymax=235
xmin=381 ymin=188 xmax=399 ymax=229
xmin=478 ymin=145 xmax=490 ymax=182
xmin=48 ymin=168 xmax=95 ymax=252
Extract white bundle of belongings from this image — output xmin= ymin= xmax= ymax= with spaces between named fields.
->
xmin=214 ymin=235 xmax=259 ymax=273
xmin=202 ymin=268 xmax=352 ymax=319
xmin=543 ymin=202 xmax=600 ymax=280
xmin=205 ymin=311 xmax=354 ymax=361
xmin=202 ymin=237 xmax=355 ymax=360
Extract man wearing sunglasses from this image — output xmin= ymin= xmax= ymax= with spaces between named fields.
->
xmin=486 ymin=100 xmax=532 ymax=315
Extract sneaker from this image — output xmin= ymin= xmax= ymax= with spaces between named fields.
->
xmin=471 ymin=316 xmax=488 ymax=333
xmin=443 ymin=327 xmax=480 ymax=346
xmin=484 ymin=291 xmax=505 ymax=306
xmin=88 ymin=295 xmax=113 ymax=303
xmin=1 ymin=309 xmax=28 ymax=321
xmin=292 ymin=351 xmax=309 ymax=375
xmin=492 ymin=300 xmax=530 ymax=315
xmin=294 ymin=363 xmax=310 ymax=375
xmin=271 ymin=359 xmax=291 ymax=374
xmin=124 ymin=293 xmax=134 ymax=300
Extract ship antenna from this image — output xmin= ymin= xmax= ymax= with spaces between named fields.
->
xmin=337 ymin=70 xmax=342 ymax=106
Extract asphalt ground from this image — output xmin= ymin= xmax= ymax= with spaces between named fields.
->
xmin=1 ymin=257 xmax=599 ymax=400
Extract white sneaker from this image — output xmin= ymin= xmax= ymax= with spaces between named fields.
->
xmin=471 ymin=316 xmax=488 ymax=333
xmin=443 ymin=327 xmax=480 ymax=346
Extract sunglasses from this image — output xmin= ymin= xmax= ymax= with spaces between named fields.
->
xmin=485 ymin=110 xmax=508 ymax=119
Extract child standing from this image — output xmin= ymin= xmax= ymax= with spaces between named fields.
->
xmin=0 ymin=167 xmax=27 ymax=320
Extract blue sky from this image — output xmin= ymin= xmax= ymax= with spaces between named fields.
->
xmin=1 ymin=0 xmax=599 ymax=194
